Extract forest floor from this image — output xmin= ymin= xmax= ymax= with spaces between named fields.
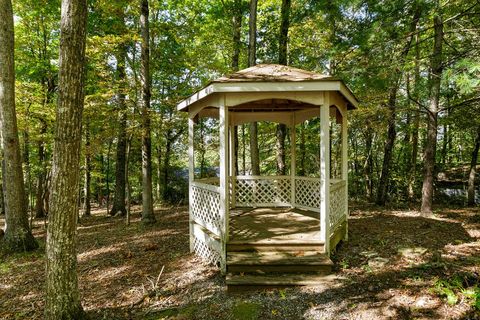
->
xmin=0 ymin=202 xmax=479 ymax=320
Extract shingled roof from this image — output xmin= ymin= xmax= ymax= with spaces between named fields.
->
xmin=213 ymin=64 xmax=335 ymax=83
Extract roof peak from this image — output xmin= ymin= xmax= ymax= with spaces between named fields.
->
xmin=214 ymin=64 xmax=334 ymax=83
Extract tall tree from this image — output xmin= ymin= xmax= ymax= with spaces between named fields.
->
xmin=421 ymin=11 xmax=443 ymax=214
xmin=140 ymin=0 xmax=156 ymax=224
xmin=44 ymin=0 xmax=87 ymax=317
xmin=109 ymin=13 xmax=128 ymax=216
xmin=0 ymin=0 xmax=37 ymax=253
xmin=376 ymin=5 xmax=421 ymax=205
xmin=275 ymin=0 xmax=291 ymax=176
xmin=248 ymin=0 xmax=260 ymax=175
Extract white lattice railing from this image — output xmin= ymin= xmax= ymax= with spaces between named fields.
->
xmin=190 ymin=181 xmax=224 ymax=268
xmin=235 ymin=175 xmax=291 ymax=207
xmin=294 ymin=176 xmax=321 ymax=212
xmin=191 ymin=181 xmax=222 ymax=235
xmin=329 ymin=179 xmax=347 ymax=235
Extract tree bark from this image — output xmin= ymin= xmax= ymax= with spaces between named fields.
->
xmin=421 ymin=13 xmax=443 ymax=215
xmin=364 ymin=128 xmax=374 ymax=200
xmin=248 ymin=0 xmax=257 ymax=67
xmin=467 ymin=127 xmax=480 ymax=206
xmin=140 ymin=0 xmax=155 ymax=224
xmin=110 ymin=47 xmax=127 ymax=216
xmin=45 ymin=0 xmax=87 ymax=318
xmin=83 ymin=120 xmax=91 ymax=216
xmin=0 ymin=0 xmax=38 ymax=253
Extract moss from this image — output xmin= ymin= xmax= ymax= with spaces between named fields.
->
xmin=231 ymin=301 xmax=262 ymax=320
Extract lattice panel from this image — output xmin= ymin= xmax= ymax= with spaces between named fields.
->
xmin=330 ymin=182 xmax=347 ymax=234
xmin=191 ymin=185 xmax=221 ymax=235
xmin=235 ymin=177 xmax=291 ymax=206
xmin=193 ymin=237 xmax=222 ymax=267
xmin=295 ymin=178 xmax=321 ymax=209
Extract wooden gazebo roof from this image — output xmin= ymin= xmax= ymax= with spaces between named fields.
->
xmin=177 ymin=64 xmax=359 ymax=112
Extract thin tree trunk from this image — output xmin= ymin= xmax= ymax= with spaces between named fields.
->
xmin=106 ymin=140 xmax=112 ymax=213
xmin=140 ymin=0 xmax=155 ymax=223
xmin=232 ymin=0 xmax=242 ymax=71
xmin=248 ymin=0 xmax=260 ymax=176
xmin=35 ymin=119 xmax=48 ymax=218
xmin=467 ymin=127 xmax=480 ymax=206
xmin=274 ymin=0 xmax=290 ymax=176
xmin=250 ymin=122 xmax=260 ymax=175
xmin=110 ymin=46 xmax=127 ymax=216
xmin=376 ymin=5 xmax=421 ymax=205
xmin=299 ymin=123 xmax=306 ymax=176
xmin=0 ymin=0 xmax=37 ymax=253
xmin=421 ymin=13 xmax=443 ymax=215
xmin=364 ymin=128 xmax=374 ymax=200
xmin=242 ymin=125 xmax=246 ymax=174
xmin=408 ymin=32 xmax=421 ymax=200
xmin=83 ymin=120 xmax=91 ymax=216
xmin=45 ymin=0 xmax=87 ymax=317
xmin=126 ymin=135 xmax=132 ymax=225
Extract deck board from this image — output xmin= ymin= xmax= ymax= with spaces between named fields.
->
xmin=229 ymin=207 xmax=320 ymax=243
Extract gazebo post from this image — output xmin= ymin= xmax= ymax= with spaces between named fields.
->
xmin=229 ymin=124 xmax=236 ymax=209
xmin=319 ymin=93 xmax=331 ymax=254
xmin=341 ymin=104 xmax=349 ymax=241
xmin=188 ymin=116 xmax=195 ymax=252
xmin=219 ymin=98 xmax=229 ymax=273
xmin=290 ymin=115 xmax=296 ymax=207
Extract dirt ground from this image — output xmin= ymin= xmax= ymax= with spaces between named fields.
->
xmin=0 ymin=202 xmax=479 ymax=320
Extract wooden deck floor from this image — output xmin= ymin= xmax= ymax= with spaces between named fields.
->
xmin=229 ymin=207 xmax=321 ymax=243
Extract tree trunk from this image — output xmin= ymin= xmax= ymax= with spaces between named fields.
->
xmin=83 ymin=120 xmax=91 ymax=216
xmin=232 ymin=0 xmax=242 ymax=71
xmin=162 ymin=133 xmax=172 ymax=201
xmin=110 ymin=47 xmax=127 ymax=216
xmin=140 ymin=0 xmax=155 ymax=224
xmin=248 ymin=0 xmax=260 ymax=176
xmin=276 ymin=124 xmax=287 ymax=175
xmin=421 ymin=13 xmax=443 ymax=215
xmin=376 ymin=84 xmax=399 ymax=205
xmin=249 ymin=122 xmax=260 ymax=175
xmin=299 ymin=123 xmax=306 ymax=176
xmin=35 ymin=119 xmax=48 ymax=218
xmin=364 ymin=128 xmax=374 ymax=200
xmin=408 ymin=32 xmax=421 ymax=200
xmin=248 ymin=0 xmax=257 ymax=67
xmin=0 ymin=0 xmax=37 ymax=253
xmin=45 ymin=0 xmax=87 ymax=317
xmin=467 ymin=127 xmax=480 ymax=206
xmin=375 ymin=6 xmax=421 ymax=205
xmin=274 ymin=0 xmax=290 ymax=176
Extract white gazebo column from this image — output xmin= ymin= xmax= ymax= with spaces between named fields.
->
xmin=219 ymin=98 xmax=229 ymax=272
xmin=341 ymin=104 xmax=349 ymax=241
xmin=290 ymin=115 xmax=296 ymax=207
xmin=188 ymin=116 xmax=195 ymax=252
xmin=320 ymin=93 xmax=331 ymax=254
xmin=229 ymin=125 xmax=236 ymax=208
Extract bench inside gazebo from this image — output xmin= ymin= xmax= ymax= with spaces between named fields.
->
xmin=177 ymin=64 xmax=358 ymax=289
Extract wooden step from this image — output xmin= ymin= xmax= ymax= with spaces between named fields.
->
xmin=227 ymin=251 xmax=332 ymax=274
xmin=226 ymin=273 xmax=339 ymax=292
xmin=227 ymin=240 xmax=324 ymax=253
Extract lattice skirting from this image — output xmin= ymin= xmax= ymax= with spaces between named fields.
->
xmin=193 ymin=236 xmax=223 ymax=268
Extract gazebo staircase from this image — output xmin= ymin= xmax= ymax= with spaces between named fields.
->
xmin=226 ymin=239 xmax=334 ymax=291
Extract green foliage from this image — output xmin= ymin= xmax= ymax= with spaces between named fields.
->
xmin=433 ymin=273 xmax=480 ymax=309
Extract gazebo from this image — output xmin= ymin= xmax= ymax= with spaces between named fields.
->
xmin=178 ymin=64 xmax=358 ymax=288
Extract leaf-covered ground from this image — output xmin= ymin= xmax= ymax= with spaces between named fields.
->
xmin=0 ymin=203 xmax=479 ymax=319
